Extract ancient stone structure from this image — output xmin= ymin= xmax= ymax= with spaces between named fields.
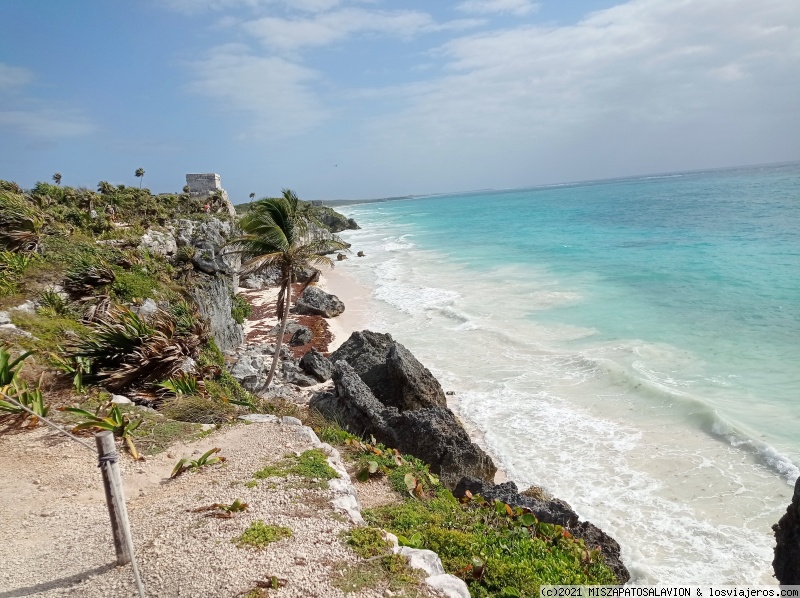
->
xmin=186 ymin=173 xmax=222 ymax=195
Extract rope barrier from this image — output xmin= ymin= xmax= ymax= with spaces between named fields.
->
xmin=1 ymin=390 xmax=146 ymax=596
xmin=0 ymin=391 xmax=96 ymax=453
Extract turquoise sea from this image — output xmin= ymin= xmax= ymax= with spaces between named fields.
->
xmin=333 ymin=161 xmax=800 ymax=583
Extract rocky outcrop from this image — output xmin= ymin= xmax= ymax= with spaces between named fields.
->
xmin=774 ymin=476 xmax=800 ymax=584
xmin=311 ymin=361 xmax=496 ymax=490
xmin=300 ymin=348 xmax=332 ymax=382
xmin=139 ymin=229 xmax=177 ymax=257
xmin=330 ymin=330 xmax=446 ymax=411
xmin=293 ymin=286 xmax=345 ymax=318
xmin=453 ymin=478 xmax=630 ymax=583
xmin=316 ymin=207 xmax=360 ymax=233
xmin=191 ymin=275 xmax=243 ymax=352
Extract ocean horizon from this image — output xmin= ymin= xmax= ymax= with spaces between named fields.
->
xmin=331 ymin=160 xmax=800 ymax=583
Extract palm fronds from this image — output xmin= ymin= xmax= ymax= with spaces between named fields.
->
xmin=0 ymin=191 xmax=43 ymax=252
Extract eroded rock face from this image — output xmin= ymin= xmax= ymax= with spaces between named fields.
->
xmin=300 ymin=348 xmax=332 ymax=382
xmin=311 ymin=361 xmax=496 ymax=490
xmin=330 ymin=330 xmax=446 ymax=411
xmin=453 ymin=478 xmax=630 ymax=584
xmin=774 ymin=476 xmax=800 ymax=584
xmin=191 ymin=275 xmax=243 ymax=352
xmin=289 ymin=326 xmax=313 ymax=346
xmin=293 ymin=286 xmax=345 ymax=318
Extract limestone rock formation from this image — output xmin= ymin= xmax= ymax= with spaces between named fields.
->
xmin=293 ymin=286 xmax=345 ymax=318
xmin=300 ymin=348 xmax=332 ymax=382
xmin=311 ymin=361 xmax=496 ymax=490
xmin=453 ymin=478 xmax=630 ymax=583
xmin=289 ymin=325 xmax=313 ymax=346
xmin=774 ymin=476 xmax=800 ymax=584
xmin=330 ymin=330 xmax=446 ymax=411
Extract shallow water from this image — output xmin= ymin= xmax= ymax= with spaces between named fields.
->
xmin=333 ymin=162 xmax=800 ymax=583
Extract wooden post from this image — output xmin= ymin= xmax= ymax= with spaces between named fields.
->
xmin=95 ymin=431 xmax=132 ymax=565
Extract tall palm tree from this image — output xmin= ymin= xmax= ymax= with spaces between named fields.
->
xmin=249 ymin=192 xmax=255 ymax=204
xmin=52 ymin=173 xmax=62 ymax=185
xmin=232 ymin=189 xmax=348 ymax=388
xmin=135 ymin=167 xmax=145 ymax=189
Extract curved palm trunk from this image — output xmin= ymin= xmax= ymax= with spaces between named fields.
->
xmin=264 ymin=273 xmax=292 ymax=388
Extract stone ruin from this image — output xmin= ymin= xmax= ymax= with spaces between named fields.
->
xmin=185 ymin=173 xmax=236 ymax=220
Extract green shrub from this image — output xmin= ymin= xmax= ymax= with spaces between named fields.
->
xmin=110 ymin=267 xmax=158 ymax=302
xmin=230 ymin=293 xmax=252 ymax=325
xmin=233 ymin=521 xmax=292 ymax=549
xmin=253 ymin=449 xmax=338 ymax=483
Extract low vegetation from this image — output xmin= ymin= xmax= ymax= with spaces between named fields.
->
xmin=252 ymin=448 xmax=339 ymax=487
xmin=171 ymin=447 xmax=226 ymax=478
xmin=233 ymin=520 xmax=292 ymax=549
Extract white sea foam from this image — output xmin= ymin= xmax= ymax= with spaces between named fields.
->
xmin=335 ymin=205 xmax=797 ymax=584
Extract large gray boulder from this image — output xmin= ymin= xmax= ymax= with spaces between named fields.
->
xmin=139 ymin=229 xmax=177 ymax=257
xmin=294 ymin=286 xmax=345 ymax=318
xmin=191 ymin=275 xmax=243 ymax=352
xmin=311 ymin=361 xmax=496 ymax=490
xmin=289 ymin=326 xmax=313 ymax=346
xmin=774 ymin=476 xmax=800 ymax=583
xmin=300 ymin=348 xmax=332 ymax=382
xmin=330 ymin=330 xmax=446 ymax=411
xmin=453 ymin=477 xmax=630 ymax=583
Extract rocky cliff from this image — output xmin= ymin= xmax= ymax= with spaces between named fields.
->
xmin=774 ymin=476 xmax=800 ymax=584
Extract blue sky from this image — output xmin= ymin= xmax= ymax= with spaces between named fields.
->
xmin=1 ymin=0 xmax=798 ymax=202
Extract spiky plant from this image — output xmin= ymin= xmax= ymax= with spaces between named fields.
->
xmin=64 ymin=257 xmax=116 ymax=299
xmin=0 ymin=191 xmax=43 ymax=252
xmin=65 ymin=306 xmax=208 ymax=391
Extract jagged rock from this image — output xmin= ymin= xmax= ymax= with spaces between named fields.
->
xmin=294 ymin=286 xmax=345 ymax=318
xmin=330 ymin=330 xmax=446 ymax=411
xmin=191 ymin=240 xmax=230 ymax=275
xmin=296 ymin=267 xmax=320 ymax=283
xmin=281 ymin=360 xmax=317 ymax=387
xmin=311 ymin=361 xmax=495 ymax=490
xmin=452 ymin=477 xmax=630 ymax=583
xmin=139 ymin=229 xmax=177 ymax=257
xmin=774 ymin=476 xmax=800 ymax=583
xmin=191 ymin=275 xmax=243 ymax=352
xmin=337 ymin=253 xmax=347 ymax=261
xmin=357 ymin=251 xmax=365 ymax=257
xmin=300 ymin=348 xmax=332 ymax=382
xmin=316 ymin=208 xmax=360 ymax=233
xmin=230 ymin=347 xmax=269 ymax=393
xmin=289 ymin=326 xmax=313 ymax=346
xmin=136 ymin=298 xmax=158 ymax=317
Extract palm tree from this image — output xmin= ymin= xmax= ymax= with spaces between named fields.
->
xmin=249 ymin=192 xmax=255 ymax=203
xmin=52 ymin=173 xmax=62 ymax=185
xmin=135 ymin=167 xmax=145 ymax=189
xmin=97 ymin=181 xmax=114 ymax=195
xmin=232 ymin=189 xmax=348 ymax=388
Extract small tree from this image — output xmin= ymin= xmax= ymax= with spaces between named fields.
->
xmin=135 ymin=167 xmax=145 ymax=189
xmin=249 ymin=192 xmax=255 ymax=203
xmin=232 ymin=190 xmax=347 ymax=388
xmin=52 ymin=173 xmax=62 ymax=185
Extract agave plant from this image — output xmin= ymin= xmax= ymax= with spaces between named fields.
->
xmin=0 ymin=191 xmax=43 ymax=252
xmin=64 ymin=257 xmax=116 ymax=299
xmin=156 ymin=372 xmax=204 ymax=397
xmin=49 ymin=353 xmax=92 ymax=394
xmin=65 ymin=305 xmax=207 ymax=391
xmin=0 ymin=375 xmax=49 ymax=426
xmin=65 ymin=403 xmax=142 ymax=459
xmin=171 ymin=447 xmax=225 ymax=478
xmin=0 ymin=345 xmax=33 ymax=386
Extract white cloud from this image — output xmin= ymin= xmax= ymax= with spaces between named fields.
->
xmin=187 ymin=44 xmax=328 ymax=137
xmin=350 ymin=0 xmax=800 ymax=189
xmin=456 ymin=0 xmax=539 ymax=16
xmin=0 ymin=63 xmax=34 ymax=92
xmin=0 ymin=108 xmax=96 ymax=138
xmin=243 ymin=8 xmax=442 ymax=51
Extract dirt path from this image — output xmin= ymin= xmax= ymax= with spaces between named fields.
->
xmin=0 ymin=419 xmax=424 ymax=598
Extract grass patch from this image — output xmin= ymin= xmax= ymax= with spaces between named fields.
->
xmin=10 ymin=310 xmax=88 ymax=352
xmin=160 ymin=393 xmax=237 ymax=424
xmin=364 ymin=490 xmax=617 ymax=598
xmin=233 ymin=520 xmax=292 ymax=549
xmin=344 ymin=526 xmax=392 ymax=559
xmin=253 ymin=449 xmax=338 ymax=485
xmin=332 ymin=555 xmax=424 ymax=596
xmin=133 ymin=415 xmax=207 ymax=456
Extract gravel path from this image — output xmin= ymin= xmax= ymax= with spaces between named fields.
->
xmin=0 ymin=419 xmax=435 ymax=597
